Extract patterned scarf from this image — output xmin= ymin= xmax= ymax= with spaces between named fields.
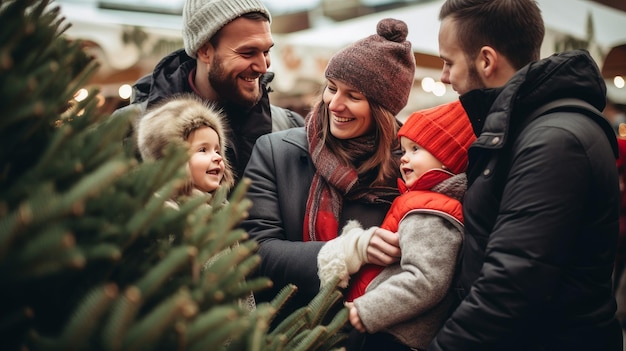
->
xmin=303 ymin=109 xmax=399 ymax=242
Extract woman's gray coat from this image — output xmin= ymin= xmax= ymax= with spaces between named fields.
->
xmin=241 ymin=127 xmax=391 ymax=323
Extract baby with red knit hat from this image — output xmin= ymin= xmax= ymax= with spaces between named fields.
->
xmin=317 ymin=100 xmax=476 ymax=350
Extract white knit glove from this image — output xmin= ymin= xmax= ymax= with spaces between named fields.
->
xmin=317 ymin=220 xmax=376 ymax=288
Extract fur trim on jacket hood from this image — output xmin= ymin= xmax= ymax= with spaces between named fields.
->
xmin=137 ymin=94 xmax=235 ymax=190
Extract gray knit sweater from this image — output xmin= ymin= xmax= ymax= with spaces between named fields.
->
xmin=352 ymin=174 xmax=465 ymax=349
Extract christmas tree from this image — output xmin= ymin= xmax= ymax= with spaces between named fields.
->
xmin=0 ymin=1 xmax=348 ymax=350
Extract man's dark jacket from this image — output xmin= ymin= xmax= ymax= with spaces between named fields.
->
xmin=429 ymin=50 xmax=623 ymax=350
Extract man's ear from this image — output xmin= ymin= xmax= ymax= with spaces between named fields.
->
xmin=197 ymin=43 xmax=213 ymax=64
xmin=478 ymin=45 xmax=518 ymax=87
xmin=477 ymin=46 xmax=498 ymax=79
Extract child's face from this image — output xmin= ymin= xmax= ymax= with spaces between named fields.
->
xmin=399 ymin=136 xmax=444 ymax=188
xmin=187 ymin=126 xmax=225 ymax=193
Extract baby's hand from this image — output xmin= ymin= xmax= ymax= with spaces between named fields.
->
xmin=344 ymin=302 xmax=366 ymax=333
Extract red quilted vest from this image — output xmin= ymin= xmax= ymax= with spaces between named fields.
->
xmin=344 ymin=178 xmax=464 ymax=302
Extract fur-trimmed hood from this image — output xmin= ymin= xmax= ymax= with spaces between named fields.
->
xmin=137 ymin=93 xmax=234 ymax=189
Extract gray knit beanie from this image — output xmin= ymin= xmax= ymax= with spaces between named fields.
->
xmin=325 ymin=18 xmax=415 ymax=116
xmin=183 ymin=0 xmax=272 ymax=58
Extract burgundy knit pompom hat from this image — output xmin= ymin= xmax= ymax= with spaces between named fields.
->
xmin=325 ymin=18 xmax=416 ymax=115
xmin=398 ymin=100 xmax=476 ymax=174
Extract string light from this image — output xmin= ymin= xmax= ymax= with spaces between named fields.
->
xmin=421 ymin=77 xmax=435 ymax=92
xmin=118 ymin=84 xmax=132 ymax=99
xmin=74 ymin=88 xmax=88 ymax=102
xmin=432 ymin=81 xmax=446 ymax=97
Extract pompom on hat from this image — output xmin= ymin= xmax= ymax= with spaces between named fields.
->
xmin=324 ymin=18 xmax=416 ymax=116
xmin=398 ymin=100 xmax=476 ymax=174
xmin=183 ymin=0 xmax=271 ymax=58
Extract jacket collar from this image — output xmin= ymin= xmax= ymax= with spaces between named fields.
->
xmin=279 ymin=127 xmax=308 ymax=151
xmin=459 ymin=50 xmax=607 ymax=151
xmin=398 ymin=168 xmax=454 ymax=193
xmin=398 ymin=169 xmax=468 ymax=201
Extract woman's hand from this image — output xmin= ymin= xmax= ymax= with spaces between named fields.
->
xmin=366 ymin=227 xmax=400 ymax=266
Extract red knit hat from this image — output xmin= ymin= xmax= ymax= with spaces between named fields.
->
xmin=398 ymin=100 xmax=476 ymax=174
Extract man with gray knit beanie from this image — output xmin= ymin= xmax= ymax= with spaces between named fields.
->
xmin=114 ymin=0 xmax=304 ymax=182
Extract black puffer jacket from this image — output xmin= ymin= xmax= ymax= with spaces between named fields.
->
xmin=115 ymin=49 xmax=304 ymax=180
xmin=428 ymin=50 xmax=623 ymax=350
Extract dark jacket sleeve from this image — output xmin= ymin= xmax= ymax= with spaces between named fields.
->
xmin=241 ymin=130 xmax=324 ymax=305
xmin=429 ymin=116 xmax=618 ymax=350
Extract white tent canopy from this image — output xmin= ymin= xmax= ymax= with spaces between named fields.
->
xmin=278 ymin=0 xmax=443 ymax=57
xmin=539 ymin=0 xmax=626 ymax=49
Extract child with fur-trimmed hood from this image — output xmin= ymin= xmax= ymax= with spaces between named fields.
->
xmin=137 ymin=93 xmax=234 ymax=207
xmin=137 ymin=94 xmax=255 ymax=312
xmin=317 ymin=100 xmax=476 ymax=350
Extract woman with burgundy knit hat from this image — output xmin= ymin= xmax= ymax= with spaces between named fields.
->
xmin=240 ymin=18 xmax=416 ymax=328
xmin=318 ymin=100 xmax=476 ymax=351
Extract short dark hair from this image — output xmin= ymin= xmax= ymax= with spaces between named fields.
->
xmin=439 ymin=0 xmax=544 ymax=70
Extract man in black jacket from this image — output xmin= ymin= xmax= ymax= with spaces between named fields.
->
xmin=115 ymin=0 xmax=304 ymax=181
xmin=428 ymin=0 xmax=623 ymax=350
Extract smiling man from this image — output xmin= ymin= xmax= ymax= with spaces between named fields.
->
xmin=115 ymin=0 xmax=304 ymax=181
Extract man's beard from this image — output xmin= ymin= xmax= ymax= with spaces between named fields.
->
xmin=465 ymin=59 xmax=487 ymax=93
xmin=208 ymin=57 xmax=261 ymax=110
